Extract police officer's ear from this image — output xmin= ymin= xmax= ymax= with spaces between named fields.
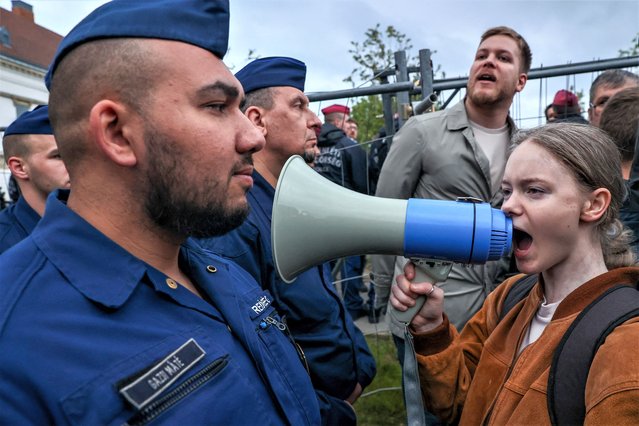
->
xmin=245 ymin=106 xmax=268 ymax=137
xmin=88 ymin=100 xmax=139 ymax=167
xmin=7 ymin=156 xmax=28 ymax=181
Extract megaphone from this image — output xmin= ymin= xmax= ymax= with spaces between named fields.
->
xmin=272 ymin=156 xmax=512 ymax=322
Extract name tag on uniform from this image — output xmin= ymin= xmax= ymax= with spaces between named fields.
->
xmin=119 ymin=338 xmax=206 ymax=409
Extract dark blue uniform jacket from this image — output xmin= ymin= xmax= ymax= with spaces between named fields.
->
xmin=199 ymin=172 xmax=376 ymax=425
xmin=0 ymin=190 xmax=320 ymax=425
xmin=0 ymin=196 xmax=40 ymax=254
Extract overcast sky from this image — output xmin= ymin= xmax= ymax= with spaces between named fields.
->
xmin=3 ymin=0 xmax=638 ymax=129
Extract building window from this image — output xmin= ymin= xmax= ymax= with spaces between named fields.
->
xmin=0 ymin=27 xmax=10 ymax=47
xmin=13 ymin=100 xmax=30 ymax=117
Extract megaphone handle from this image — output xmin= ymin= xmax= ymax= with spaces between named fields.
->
xmin=389 ymin=259 xmax=453 ymax=324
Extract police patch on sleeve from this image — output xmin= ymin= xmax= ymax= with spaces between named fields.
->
xmin=118 ymin=338 xmax=206 ymax=409
xmin=250 ymin=294 xmax=272 ymax=318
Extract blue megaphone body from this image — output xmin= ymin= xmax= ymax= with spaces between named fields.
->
xmin=393 ymin=197 xmax=511 ymax=322
xmin=403 ymin=197 xmax=511 ymax=263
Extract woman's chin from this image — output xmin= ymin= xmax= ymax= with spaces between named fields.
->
xmin=514 ymin=260 xmax=539 ymax=276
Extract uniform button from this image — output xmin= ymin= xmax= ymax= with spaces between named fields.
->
xmin=206 ymin=265 xmax=217 ymax=273
xmin=166 ymin=278 xmax=178 ymax=289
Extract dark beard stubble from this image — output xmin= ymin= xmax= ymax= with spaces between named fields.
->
xmin=143 ymin=129 xmax=250 ymax=239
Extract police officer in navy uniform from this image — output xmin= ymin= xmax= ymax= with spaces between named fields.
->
xmin=0 ymin=105 xmax=70 ymax=253
xmin=198 ymin=57 xmax=376 ymax=425
xmin=0 ymin=1 xmax=320 ymax=424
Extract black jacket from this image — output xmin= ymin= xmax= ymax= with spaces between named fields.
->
xmin=314 ymin=123 xmax=368 ymax=194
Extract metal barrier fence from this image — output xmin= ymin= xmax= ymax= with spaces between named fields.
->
xmin=307 ymin=52 xmax=639 ymax=137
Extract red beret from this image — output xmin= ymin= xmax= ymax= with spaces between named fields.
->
xmin=552 ymin=89 xmax=578 ymax=107
xmin=321 ymin=104 xmax=350 ymax=115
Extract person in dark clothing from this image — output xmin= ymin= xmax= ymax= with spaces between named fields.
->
xmin=7 ymin=175 xmax=20 ymax=203
xmin=599 ymin=86 xmax=639 ymax=249
xmin=0 ymin=2 xmax=321 ymax=424
xmin=198 ymin=57 xmax=376 ymax=425
xmin=368 ymin=123 xmax=398 ymax=195
xmin=551 ymin=89 xmax=589 ymax=124
xmin=0 ymin=105 xmax=70 ymax=253
xmin=314 ymin=104 xmax=368 ymax=194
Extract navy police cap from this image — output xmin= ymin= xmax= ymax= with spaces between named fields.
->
xmin=4 ymin=105 xmax=53 ymax=136
xmin=45 ymin=0 xmax=230 ymax=89
xmin=235 ymin=57 xmax=306 ymax=94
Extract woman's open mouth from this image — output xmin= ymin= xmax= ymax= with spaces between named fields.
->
xmin=513 ymin=228 xmax=533 ymax=252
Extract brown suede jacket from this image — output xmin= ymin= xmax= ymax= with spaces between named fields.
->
xmin=412 ymin=267 xmax=639 ymax=425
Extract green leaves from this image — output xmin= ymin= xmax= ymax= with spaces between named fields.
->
xmin=618 ymin=33 xmax=639 ymax=58
xmin=344 ymin=23 xmax=415 ymax=86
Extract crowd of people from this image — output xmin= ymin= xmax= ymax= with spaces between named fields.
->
xmin=0 ymin=0 xmax=637 ymax=424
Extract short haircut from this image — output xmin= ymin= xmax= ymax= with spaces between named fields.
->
xmin=599 ymin=86 xmax=639 ymax=163
xmin=325 ymin=112 xmax=348 ymax=127
xmin=480 ymin=26 xmax=532 ymax=74
xmin=589 ymin=69 xmax=639 ymax=101
xmin=48 ymin=38 xmax=164 ymax=171
xmin=2 ymin=134 xmax=32 ymax=163
xmin=242 ymin=87 xmax=275 ymax=113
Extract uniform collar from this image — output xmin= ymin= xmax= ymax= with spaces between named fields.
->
xmin=13 ymin=196 xmax=41 ymax=234
xmin=31 ymin=190 xmax=155 ymax=308
xmin=248 ymin=171 xmax=275 ymax=220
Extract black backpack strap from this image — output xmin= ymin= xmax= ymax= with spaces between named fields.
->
xmin=548 ymin=284 xmax=639 ymax=426
xmin=499 ymin=274 xmax=538 ymax=321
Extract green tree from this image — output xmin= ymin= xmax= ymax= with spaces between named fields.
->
xmin=344 ymin=24 xmax=417 ymax=145
xmin=618 ymin=32 xmax=639 ymax=57
xmin=344 ymin=23 xmax=415 ymax=87
xmin=350 ymin=95 xmax=385 ymax=148
xmin=344 ymin=24 xmax=447 ymax=144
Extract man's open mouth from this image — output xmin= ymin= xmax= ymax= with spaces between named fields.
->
xmin=478 ymin=74 xmax=496 ymax=82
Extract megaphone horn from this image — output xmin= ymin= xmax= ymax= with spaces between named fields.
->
xmin=273 ymin=156 xmax=407 ymax=283
xmin=272 ymin=155 xmax=512 ymax=285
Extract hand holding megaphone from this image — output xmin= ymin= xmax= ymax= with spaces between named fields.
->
xmin=272 ymin=156 xmax=512 ymax=323
xmin=390 ymin=261 xmax=448 ymax=331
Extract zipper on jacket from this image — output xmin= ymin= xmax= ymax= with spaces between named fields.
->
xmin=257 ymin=315 xmax=309 ymax=374
xmin=124 ymin=356 xmax=229 ymax=426
xmin=255 ymin=317 xmax=313 ymax=425
xmin=265 ymin=315 xmax=287 ymax=331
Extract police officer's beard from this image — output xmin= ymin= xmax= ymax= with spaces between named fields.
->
xmin=301 ymin=149 xmax=316 ymax=164
xmin=142 ymin=130 xmax=249 ymax=239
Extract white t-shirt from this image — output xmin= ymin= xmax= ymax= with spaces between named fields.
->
xmin=518 ymin=296 xmax=561 ymax=354
xmin=469 ymin=120 xmax=509 ymax=194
